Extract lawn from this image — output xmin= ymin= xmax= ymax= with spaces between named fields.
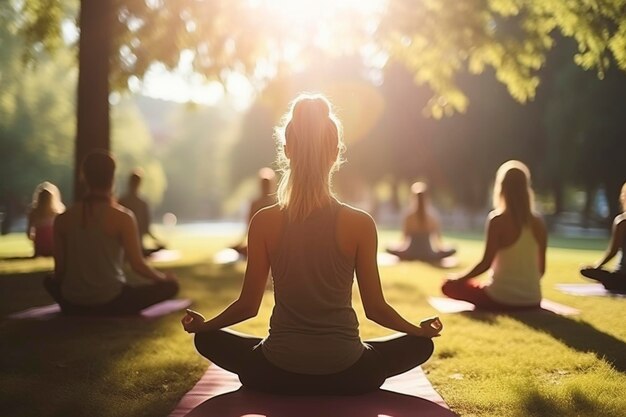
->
xmin=0 ymin=226 xmax=624 ymax=417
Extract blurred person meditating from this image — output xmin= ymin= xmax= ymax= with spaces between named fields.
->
xmin=44 ymin=151 xmax=178 ymax=315
xmin=182 ymin=93 xmax=442 ymax=395
xmin=386 ymin=182 xmax=456 ymax=263
xmin=118 ymin=169 xmax=165 ymax=257
xmin=27 ymin=182 xmax=65 ymax=257
xmin=442 ymin=160 xmax=547 ymax=310
xmin=231 ymin=167 xmax=277 ymax=257
xmin=580 ymin=181 xmax=626 ymax=293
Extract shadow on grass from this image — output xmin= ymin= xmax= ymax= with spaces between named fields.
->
xmin=462 ymin=310 xmax=626 ymax=373
xmin=513 ymin=384 xmax=623 ymax=417
xmin=0 ymin=255 xmax=36 ymax=261
xmin=0 ymin=260 xmax=244 ymax=417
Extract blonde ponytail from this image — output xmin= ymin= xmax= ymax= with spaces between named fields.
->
xmin=275 ymin=93 xmax=345 ymax=222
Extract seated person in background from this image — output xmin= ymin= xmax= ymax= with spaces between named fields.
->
xmin=231 ymin=167 xmax=277 ymax=257
xmin=442 ymin=160 xmax=547 ymax=310
xmin=386 ymin=182 xmax=456 ymax=263
xmin=182 ymin=93 xmax=441 ymax=395
xmin=27 ymin=182 xmax=65 ymax=257
xmin=580 ymin=181 xmax=626 ymax=293
xmin=44 ymin=151 xmax=178 ymax=316
xmin=118 ymin=169 xmax=165 ymax=257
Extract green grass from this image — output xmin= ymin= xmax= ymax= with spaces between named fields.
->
xmin=1 ymin=228 xmax=625 ymax=417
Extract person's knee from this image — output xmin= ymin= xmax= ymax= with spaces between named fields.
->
xmin=409 ymin=335 xmax=434 ymax=360
xmin=161 ymin=280 xmax=179 ymax=298
xmin=193 ymin=330 xmax=221 ymax=358
xmin=441 ymin=280 xmax=457 ymax=297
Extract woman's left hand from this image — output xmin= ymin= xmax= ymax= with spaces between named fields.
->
xmin=181 ymin=309 xmax=206 ymax=333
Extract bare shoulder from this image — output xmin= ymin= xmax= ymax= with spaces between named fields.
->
xmin=530 ymin=213 xmax=547 ymax=230
xmin=337 ymin=203 xmax=376 ymax=231
xmin=486 ymin=210 xmax=505 ymax=226
xmin=250 ymin=204 xmax=282 ymax=228
xmin=111 ymin=203 xmax=135 ymax=220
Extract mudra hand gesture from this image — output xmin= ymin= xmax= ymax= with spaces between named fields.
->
xmin=181 ymin=309 xmax=206 ymax=333
xmin=419 ymin=316 xmax=443 ymax=338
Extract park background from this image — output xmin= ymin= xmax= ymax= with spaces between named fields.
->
xmin=1 ymin=1 xmax=626 ymax=416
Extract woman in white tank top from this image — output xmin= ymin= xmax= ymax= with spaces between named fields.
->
xmin=442 ymin=160 xmax=547 ymax=310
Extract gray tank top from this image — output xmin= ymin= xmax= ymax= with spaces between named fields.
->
xmin=262 ymin=201 xmax=365 ymax=375
xmin=61 ymin=207 xmax=125 ymax=305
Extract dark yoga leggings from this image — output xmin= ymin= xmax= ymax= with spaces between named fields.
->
xmin=43 ymin=275 xmax=179 ymax=316
xmin=580 ymin=268 xmax=626 ymax=293
xmin=193 ymin=329 xmax=434 ymax=395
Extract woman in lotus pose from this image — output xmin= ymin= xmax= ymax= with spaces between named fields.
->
xmin=386 ymin=182 xmax=456 ymax=264
xmin=182 ymin=94 xmax=442 ymax=395
xmin=442 ymin=160 xmax=547 ymax=310
xmin=580 ymin=182 xmax=626 ymax=293
xmin=44 ymin=151 xmax=178 ymax=315
xmin=27 ymin=182 xmax=65 ymax=257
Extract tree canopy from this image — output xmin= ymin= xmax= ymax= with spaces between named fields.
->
xmin=17 ymin=0 xmax=626 ymax=115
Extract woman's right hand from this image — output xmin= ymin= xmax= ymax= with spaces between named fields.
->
xmin=181 ymin=309 xmax=206 ymax=333
xmin=418 ymin=316 xmax=443 ymax=338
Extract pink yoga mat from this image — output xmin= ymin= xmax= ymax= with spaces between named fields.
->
xmin=8 ymin=299 xmax=192 ymax=320
xmin=170 ymin=365 xmax=456 ymax=417
xmin=427 ymin=297 xmax=580 ymax=315
xmin=149 ymin=250 xmax=182 ymax=263
xmin=555 ymin=283 xmax=626 ymax=298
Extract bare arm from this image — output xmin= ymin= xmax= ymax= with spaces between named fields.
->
xmin=184 ymin=212 xmax=270 ymax=333
xmin=533 ymin=216 xmax=548 ymax=277
xmin=355 ymin=213 xmax=441 ymax=337
xmin=120 ymin=212 xmax=171 ymax=281
xmin=26 ymin=212 xmax=34 ymax=240
xmin=450 ymin=214 xmax=500 ymax=281
xmin=593 ymin=216 xmax=625 ymax=268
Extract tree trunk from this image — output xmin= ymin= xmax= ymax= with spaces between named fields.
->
xmin=74 ymin=0 xmax=113 ymax=201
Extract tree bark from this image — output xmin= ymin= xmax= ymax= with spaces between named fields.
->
xmin=74 ymin=0 xmax=113 ymax=201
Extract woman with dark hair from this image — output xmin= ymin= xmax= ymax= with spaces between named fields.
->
xmin=386 ymin=181 xmax=456 ymax=263
xmin=441 ymin=160 xmax=547 ymax=310
xmin=43 ymin=150 xmax=178 ymax=315
xmin=580 ymin=182 xmax=626 ymax=293
xmin=181 ymin=93 xmax=441 ymax=395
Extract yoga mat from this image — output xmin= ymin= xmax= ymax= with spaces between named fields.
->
xmin=170 ymin=365 xmax=456 ymax=417
xmin=377 ymin=252 xmax=400 ymax=266
xmin=555 ymin=283 xmax=626 ymax=298
xmin=149 ymin=249 xmax=182 ymax=263
xmin=213 ymin=248 xmax=243 ymax=265
xmin=428 ymin=297 xmax=580 ymax=316
xmin=8 ymin=298 xmax=192 ymax=320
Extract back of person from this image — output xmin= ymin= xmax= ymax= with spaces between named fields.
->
xmin=60 ymin=203 xmax=126 ymax=305
xmin=33 ymin=218 xmax=55 ymax=256
xmin=263 ymin=201 xmax=364 ymax=375
xmin=486 ymin=218 xmax=541 ymax=305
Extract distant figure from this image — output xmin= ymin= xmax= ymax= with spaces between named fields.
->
xmin=118 ymin=169 xmax=165 ymax=257
xmin=44 ymin=151 xmax=178 ymax=316
xmin=386 ymin=182 xmax=456 ymax=264
xmin=231 ymin=167 xmax=277 ymax=257
xmin=27 ymin=182 xmax=65 ymax=257
xmin=182 ymin=93 xmax=441 ymax=395
xmin=442 ymin=160 xmax=547 ymax=310
xmin=580 ymin=182 xmax=626 ymax=293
